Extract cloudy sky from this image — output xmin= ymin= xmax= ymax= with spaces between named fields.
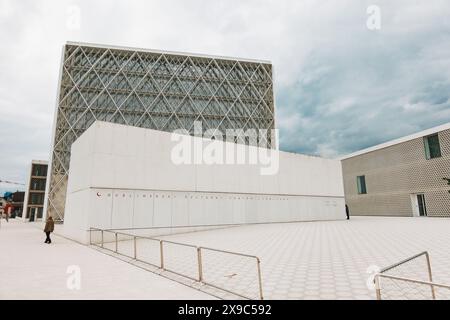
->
xmin=1 ymin=0 xmax=450 ymax=192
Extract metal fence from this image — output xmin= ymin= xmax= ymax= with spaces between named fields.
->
xmin=89 ymin=227 xmax=263 ymax=300
xmin=374 ymin=251 xmax=450 ymax=300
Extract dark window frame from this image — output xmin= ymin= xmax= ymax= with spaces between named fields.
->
xmin=357 ymin=175 xmax=367 ymax=194
xmin=423 ymin=134 xmax=442 ymax=160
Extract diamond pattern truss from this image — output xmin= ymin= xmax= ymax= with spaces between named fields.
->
xmin=47 ymin=43 xmax=276 ymax=222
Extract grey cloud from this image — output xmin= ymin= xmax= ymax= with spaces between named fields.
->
xmin=276 ymin=0 xmax=450 ymax=158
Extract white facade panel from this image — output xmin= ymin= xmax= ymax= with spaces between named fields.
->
xmin=63 ymin=189 xmax=90 ymax=243
xmin=94 ymin=121 xmax=113 ymax=155
xmin=111 ymin=190 xmax=134 ymax=229
xmin=189 ymin=194 xmax=203 ymax=226
xmin=233 ymin=196 xmax=246 ymax=224
xmin=90 ymin=189 xmax=113 ymax=229
xmin=132 ymin=191 xmax=154 ymax=228
xmin=219 ymin=195 xmax=233 ymax=225
xmin=92 ymin=153 xmax=115 ymax=188
xmin=171 ymin=193 xmax=189 ymax=227
xmin=245 ymin=196 xmax=257 ymax=224
xmin=153 ymin=192 xmax=172 ymax=227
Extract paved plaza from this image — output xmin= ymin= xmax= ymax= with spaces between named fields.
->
xmin=158 ymin=216 xmax=450 ymax=299
xmin=0 ymin=219 xmax=213 ymax=300
xmin=2 ymin=216 xmax=450 ymax=299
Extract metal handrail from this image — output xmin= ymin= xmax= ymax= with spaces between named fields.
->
xmin=376 ymin=274 xmax=450 ymax=289
xmin=375 ymin=273 xmax=450 ymax=300
xmin=375 ymin=251 xmax=439 ymax=300
xmin=88 ymin=223 xmax=242 ymax=232
xmin=90 ymin=227 xmax=194 ymax=243
xmin=380 ymin=251 xmax=429 ymax=273
xmin=90 ymin=228 xmax=160 ymax=263
xmin=158 ymin=239 xmax=199 ymax=281
xmin=161 ymin=239 xmax=198 ymax=248
xmin=91 ymin=228 xmax=161 ymax=243
xmin=88 ymin=227 xmax=264 ymax=300
xmin=199 ymin=246 xmax=264 ymax=300
xmin=199 ymin=245 xmax=260 ymax=260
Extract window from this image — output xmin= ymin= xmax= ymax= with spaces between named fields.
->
xmin=32 ymin=164 xmax=47 ymax=177
xmin=30 ymin=178 xmax=46 ymax=191
xmin=30 ymin=193 xmax=44 ymax=205
xmin=357 ymin=175 xmax=367 ymax=194
xmin=424 ymin=134 xmax=441 ymax=159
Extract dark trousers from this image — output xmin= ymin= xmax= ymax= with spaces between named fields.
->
xmin=45 ymin=232 xmax=52 ymax=243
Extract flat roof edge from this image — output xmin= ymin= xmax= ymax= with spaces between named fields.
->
xmin=65 ymin=41 xmax=272 ymax=65
xmin=339 ymin=122 xmax=450 ymax=160
xmin=31 ymin=160 xmax=49 ymax=165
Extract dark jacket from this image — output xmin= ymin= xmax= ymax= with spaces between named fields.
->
xmin=44 ymin=219 xmax=55 ymax=233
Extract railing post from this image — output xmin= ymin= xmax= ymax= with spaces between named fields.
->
xmin=197 ymin=247 xmax=203 ymax=282
xmin=115 ymin=233 xmax=118 ymax=253
xmin=374 ymin=274 xmax=382 ymax=300
xmin=134 ymin=236 xmax=137 ymax=260
xmin=425 ymin=252 xmax=436 ymax=299
xmin=101 ymin=230 xmax=104 ymax=248
xmin=256 ymin=257 xmax=264 ymax=300
xmin=89 ymin=228 xmax=92 ymax=245
xmin=160 ymin=240 xmax=164 ymax=269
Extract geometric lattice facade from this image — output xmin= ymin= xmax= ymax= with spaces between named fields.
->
xmin=342 ymin=126 xmax=450 ymax=217
xmin=47 ymin=42 xmax=276 ymax=222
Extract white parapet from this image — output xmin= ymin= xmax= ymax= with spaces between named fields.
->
xmin=64 ymin=121 xmax=345 ymax=243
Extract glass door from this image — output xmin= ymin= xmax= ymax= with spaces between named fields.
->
xmin=417 ymin=194 xmax=427 ymax=217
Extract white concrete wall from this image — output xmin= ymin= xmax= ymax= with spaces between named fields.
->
xmin=64 ymin=121 xmax=345 ymax=243
xmin=68 ymin=122 xmax=343 ymax=196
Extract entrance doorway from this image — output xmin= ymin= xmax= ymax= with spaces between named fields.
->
xmin=411 ymin=194 xmax=428 ymax=217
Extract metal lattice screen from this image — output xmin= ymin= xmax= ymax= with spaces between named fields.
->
xmin=47 ymin=43 xmax=276 ymax=222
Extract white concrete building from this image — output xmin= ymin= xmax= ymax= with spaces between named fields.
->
xmin=63 ymin=121 xmax=345 ymax=243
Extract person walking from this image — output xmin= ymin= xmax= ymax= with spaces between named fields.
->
xmin=345 ymin=204 xmax=350 ymax=220
xmin=44 ymin=216 xmax=55 ymax=244
xmin=3 ymin=205 xmax=11 ymax=222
